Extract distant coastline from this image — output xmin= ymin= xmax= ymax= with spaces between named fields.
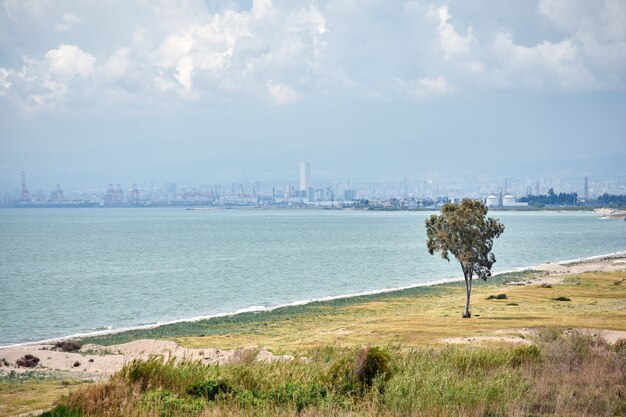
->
xmin=3 ymin=204 xmax=598 ymax=211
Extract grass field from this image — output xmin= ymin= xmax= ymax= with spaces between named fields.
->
xmin=41 ymin=332 xmax=626 ymax=416
xmin=0 ymin=375 xmax=87 ymax=417
xmin=82 ymin=270 xmax=626 ymax=352
xmin=3 ymin=269 xmax=625 ymax=416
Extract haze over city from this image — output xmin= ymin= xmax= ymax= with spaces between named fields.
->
xmin=1 ymin=0 xmax=625 ymax=190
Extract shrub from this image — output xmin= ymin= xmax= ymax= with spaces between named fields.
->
xmin=534 ymin=327 xmax=564 ymax=343
xmin=16 ymin=354 xmax=40 ymax=368
xmin=39 ymin=405 xmax=83 ymax=417
xmin=266 ymin=383 xmax=327 ymax=411
xmin=236 ymin=390 xmax=265 ymax=408
xmin=187 ymin=379 xmax=232 ymax=400
xmin=552 ymin=296 xmax=571 ymax=301
xmin=509 ymin=344 xmax=541 ymax=367
xmin=614 ymin=338 xmax=626 ymax=355
xmin=353 ymin=346 xmax=391 ymax=388
xmin=141 ymin=389 xmax=204 ymax=417
xmin=54 ymin=341 xmax=82 ymax=352
xmin=328 ymin=346 xmax=392 ymax=395
xmin=486 ymin=293 xmax=508 ymax=300
xmin=540 ymin=283 xmax=552 ymax=288
xmin=119 ymin=356 xmax=211 ymax=392
xmin=232 ymin=347 xmax=259 ymax=364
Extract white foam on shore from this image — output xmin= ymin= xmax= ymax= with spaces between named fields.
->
xmin=2 ymin=250 xmax=625 ymax=350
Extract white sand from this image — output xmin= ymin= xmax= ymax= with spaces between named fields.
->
xmin=0 ymin=340 xmax=291 ymax=379
xmin=505 ymin=255 xmax=626 ymax=286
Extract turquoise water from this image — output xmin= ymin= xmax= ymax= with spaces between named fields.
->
xmin=0 ymin=209 xmax=624 ymax=346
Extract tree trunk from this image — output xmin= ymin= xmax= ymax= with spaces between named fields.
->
xmin=463 ymin=273 xmax=472 ymax=318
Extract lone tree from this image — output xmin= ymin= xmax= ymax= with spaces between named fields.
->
xmin=425 ymin=199 xmax=505 ymax=318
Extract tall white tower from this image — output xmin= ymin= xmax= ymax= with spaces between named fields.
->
xmin=299 ymin=161 xmax=310 ymax=192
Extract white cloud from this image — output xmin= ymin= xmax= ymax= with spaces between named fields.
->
xmin=489 ymin=32 xmax=598 ymax=91
xmin=1 ymin=0 xmax=625 ymax=112
xmin=431 ymin=4 xmax=473 ymax=59
xmin=267 ymin=82 xmax=302 ymax=105
xmin=45 ymin=44 xmax=96 ymax=78
xmin=415 ymin=76 xmax=455 ymax=98
xmin=55 ymin=12 xmax=82 ymax=33
xmin=536 ymin=0 xmax=626 ymax=89
xmin=100 ymin=47 xmax=133 ymax=80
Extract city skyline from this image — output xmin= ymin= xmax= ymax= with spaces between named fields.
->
xmin=3 ymin=162 xmax=624 ymax=208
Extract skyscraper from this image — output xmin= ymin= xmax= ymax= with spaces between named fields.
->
xmin=299 ymin=161 xmax=310 ymax=194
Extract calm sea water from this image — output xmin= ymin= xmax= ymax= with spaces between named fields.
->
xmin=0 ymin=208 xmax=624 ymax=346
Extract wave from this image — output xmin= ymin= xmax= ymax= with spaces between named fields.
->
xmin=2 ymin=249 xmax=625 ymax=350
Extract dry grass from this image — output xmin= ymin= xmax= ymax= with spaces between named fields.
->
xmin=0 ymin=378 xmax=86 ymax=417
xmin=176 ymin=272 xmax=626 ymax=352
xmin=47 ymin=333 xmax=626 ymax=416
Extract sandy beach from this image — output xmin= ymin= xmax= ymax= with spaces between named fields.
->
xmin=1 ymin=253 xmax=625 ymax=380
xmin=0 ymin=340 xmax=292 ymax=380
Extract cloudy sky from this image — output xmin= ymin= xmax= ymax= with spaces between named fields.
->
xmin=1 ymin=0 xmax=625 ymax=188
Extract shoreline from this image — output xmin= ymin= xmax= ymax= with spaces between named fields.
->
xmin=2 ymin=249 xmax=625 ymax=350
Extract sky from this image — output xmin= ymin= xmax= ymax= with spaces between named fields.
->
xmin=1 ymin=0 xmax=625 ymax=189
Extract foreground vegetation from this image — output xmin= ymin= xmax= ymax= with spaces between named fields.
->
xmin=44 ymin=329 xmax=626 ymax=416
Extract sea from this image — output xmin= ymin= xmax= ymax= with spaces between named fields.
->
xmin=0 ymin=208 xmax=625 ymax=347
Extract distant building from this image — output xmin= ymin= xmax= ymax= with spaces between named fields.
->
xmin=49 ymin=184 xmax=63 ymax=202
xmin=502 ymin=194 xmax=528 ymax=207
xmin=299 ymin=161 xmax=310 ymax=195
xmin=344 ymin=189 xmax=357 ymax=201
xmin=486 ymin=194 xmax=499 ymax=207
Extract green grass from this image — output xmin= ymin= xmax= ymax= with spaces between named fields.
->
xmin=0 ymin=376 xmax=87 ymax=417
xmin=78 ymin=270 xmax=539 ymax=348
xmin=47 ymin=330 xmax=626 ymax=416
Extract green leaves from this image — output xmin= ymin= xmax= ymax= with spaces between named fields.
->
xmin=425 ymin=199 xmax=504 ymax=280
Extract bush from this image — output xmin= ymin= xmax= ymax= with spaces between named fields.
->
xmin=187 ymin=379 xmax=232 ymax=400
xmin=552 ymin=296 xmax=571 ymax=301
xmin=266 ymin=383 xmax=327 ymax=411
xmin=614 ymin=338 xmax=626 ymax=355
xmin=16 ymin=354 xmax=40 ymax=368
xmin=328 ymin=346 xmax=392 ymax=395
xmin=509 ymin=344 xmax=541 ymax=367
xmin=534 ymin=327 xmax=564 ymax=343
xmin=353 ymin=347 xmax=391 ymax=387
xmin=119 ymin=356 xmax=211 ymax=392
xmin=39 ymin=405 xmax=83 ymax=417
xmin=486 ymin=293 xmax=508 ymax=300
xmin=54 ymin=341 xmax=81 ymax=352
xmin=141 ymin=389 xmax=204 ymax=417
